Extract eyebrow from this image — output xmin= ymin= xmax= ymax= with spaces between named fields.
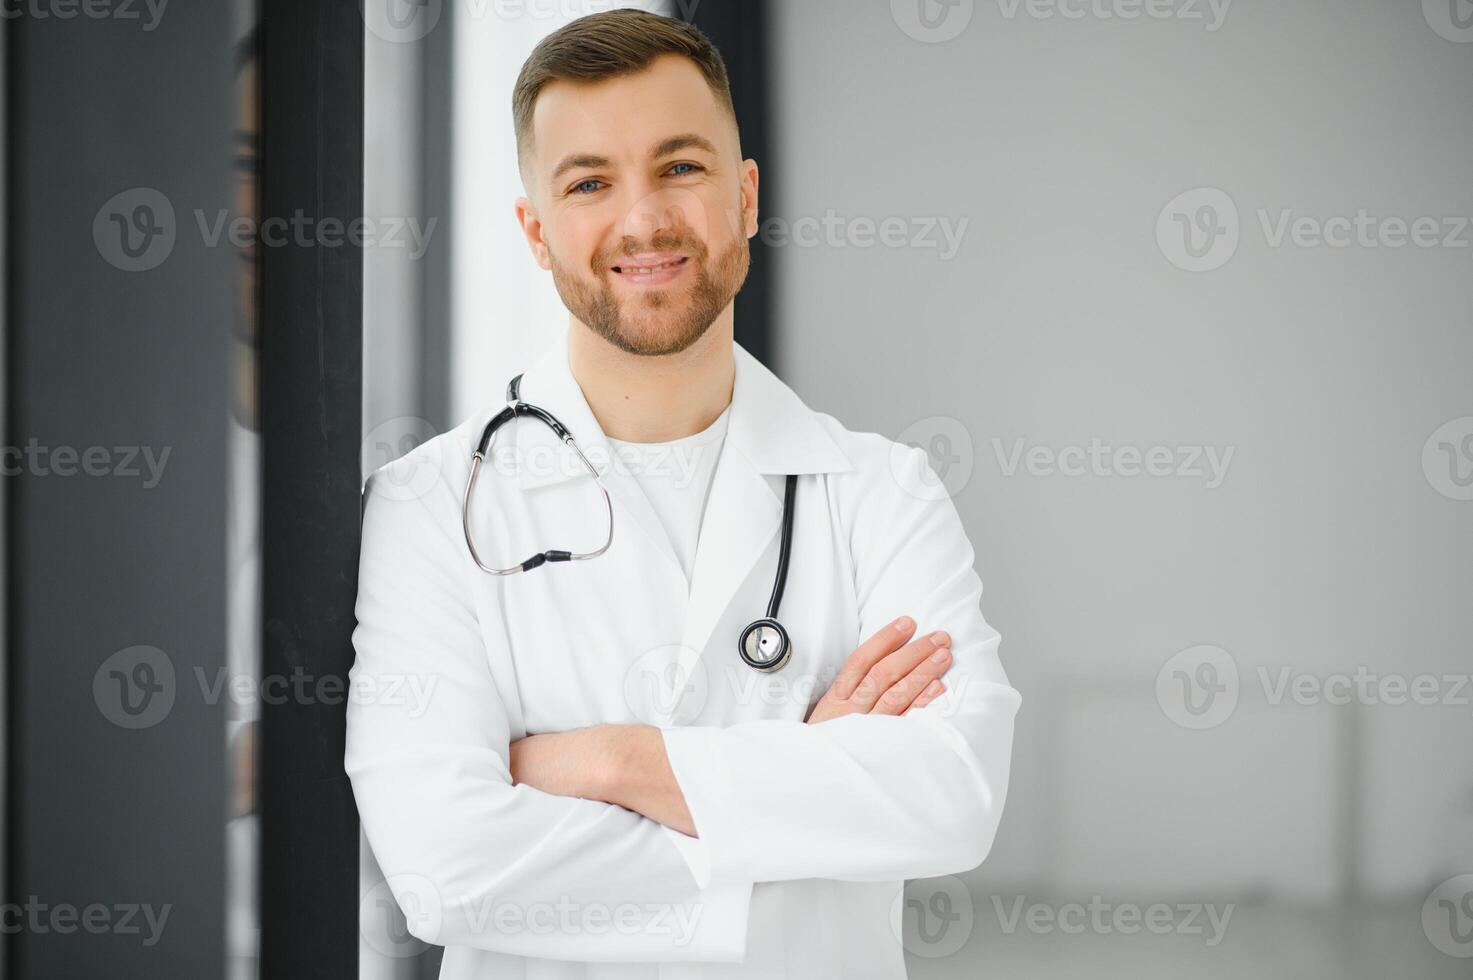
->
xmin=548 ymin=133 xmax=719 ymax=184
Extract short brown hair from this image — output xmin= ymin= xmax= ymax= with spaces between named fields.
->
xmin=512 ymin=9 xmax=737 ymax=177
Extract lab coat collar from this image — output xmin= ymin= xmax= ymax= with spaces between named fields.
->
xmin=506 ymin=325 xmax=852 ymax=493
xmin=501 ymin=325 xmax=852 ymax=669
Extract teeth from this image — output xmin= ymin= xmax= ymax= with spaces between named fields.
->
xmin=622 ymin=258 xmax=682 ymax=275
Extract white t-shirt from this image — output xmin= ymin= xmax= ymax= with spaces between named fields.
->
xmin=606 ymin=403 xmax=732 ymax=588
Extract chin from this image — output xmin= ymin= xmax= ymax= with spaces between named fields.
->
xmin=614 ymin=312 xmax=710 ymax=356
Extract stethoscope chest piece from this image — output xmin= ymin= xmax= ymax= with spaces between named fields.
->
xmin=738 ymin=618 xmax=792 ymax=672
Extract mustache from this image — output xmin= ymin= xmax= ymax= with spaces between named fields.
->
xmin=596 ymin=234 xmax=709 ymax=268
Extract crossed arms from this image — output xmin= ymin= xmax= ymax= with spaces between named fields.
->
xmin=508 ymin=615 xmax=961 ymax=837
xmin=344 ymin=445 xmax=1020 ymax=963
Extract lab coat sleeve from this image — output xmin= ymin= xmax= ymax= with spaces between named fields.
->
xmin=659 ymin=443 xmax=1021 ymax=886
xmin=345 ymin=465 xmax=754 ymax=963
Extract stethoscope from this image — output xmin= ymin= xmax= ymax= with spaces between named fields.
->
xmin=462 ymin=373 xmax=797 ymax=672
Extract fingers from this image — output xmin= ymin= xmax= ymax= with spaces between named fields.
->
xmin=853 ymin=630 xmax=953 ymax=715
xmin=905 ymin=678 xmax=946 ymax=713
xmin=829 ymin=616 xmax=920 ymax=701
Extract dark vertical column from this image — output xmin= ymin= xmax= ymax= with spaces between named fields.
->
xmin=257 ymin=2 xmax=363 ymax=979
xmin=689 ymin=0 xmax=775 ymax=367
xmin=4 ymin=5 xmax=233 ymax=980
xmin=418 ymin=0 xmax=455 ymax=434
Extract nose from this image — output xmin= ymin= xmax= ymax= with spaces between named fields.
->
xmin=617 ymin=184 xmax=706 ymax=249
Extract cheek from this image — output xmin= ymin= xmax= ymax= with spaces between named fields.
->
xmin=550 ymin=214 xmax=605 ymax=268
xmin=702 ymin=191 xmax=748 ymax=248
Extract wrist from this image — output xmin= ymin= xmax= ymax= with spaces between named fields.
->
xmin=596 ymin=723 xmax=654 ymax=808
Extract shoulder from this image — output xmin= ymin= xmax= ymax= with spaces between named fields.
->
xmin=361 ymin=409 xmax=498 ymax=521
xmin=809 ymin=410 xmax=944 ymax=508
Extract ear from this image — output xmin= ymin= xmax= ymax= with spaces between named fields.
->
xmin=739 ymin=158 xmax=760 ymax=239
xmin=514 ymin=196 xmax=552 ymax=271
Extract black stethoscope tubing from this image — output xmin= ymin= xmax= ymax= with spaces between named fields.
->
xmin=462 ymin=374 xmax=795 ymax=672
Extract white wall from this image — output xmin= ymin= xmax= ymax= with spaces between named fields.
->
xmin=768 ymin=0 xmax=1473 ymax=904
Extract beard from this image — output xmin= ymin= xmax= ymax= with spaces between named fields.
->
xmin=548 ymin=227 xmax=750 ymax=357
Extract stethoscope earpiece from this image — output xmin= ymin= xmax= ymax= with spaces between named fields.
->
xmin=738 ymin=617 xmax=792 ymax=673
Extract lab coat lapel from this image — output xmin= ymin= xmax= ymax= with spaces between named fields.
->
xmin=673 ymin=342 xmax=854 ymax=709
xmin=677 ymin=430 xmax=782 ymax=685
xmin=506 ymin=327 xmax=854 ymax=712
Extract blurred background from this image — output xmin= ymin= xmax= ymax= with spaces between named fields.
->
xmin=5 ymin=0 xmax=1471 ymax=978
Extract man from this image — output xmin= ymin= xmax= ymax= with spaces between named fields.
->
xmin=346 ymin=9 xmax=1020 ymax=978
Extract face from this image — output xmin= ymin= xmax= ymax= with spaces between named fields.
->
xmin=516 ymin=54 xmax=759 ymax=357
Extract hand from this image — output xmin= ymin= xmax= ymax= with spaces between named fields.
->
xmin=806 ymin=617 xmax=950 ymax=724
xmin=508 ymin=726 xmax=615 ymax=802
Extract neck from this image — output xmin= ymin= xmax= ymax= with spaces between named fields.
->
xmin=567 ymin=310 xmax=736 ymax=444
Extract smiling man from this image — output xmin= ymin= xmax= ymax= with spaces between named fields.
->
xmin=346 ymin=9 xmax=1020 ymax=979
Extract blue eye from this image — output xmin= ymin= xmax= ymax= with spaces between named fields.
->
xmin=668 ymin=162 xmax=703 ymax=176
xmin=571 ymin=179 xmax=604 ymax=195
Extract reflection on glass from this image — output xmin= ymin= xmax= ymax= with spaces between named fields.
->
xmin=226 ymin=7 xmax=260 ymax=980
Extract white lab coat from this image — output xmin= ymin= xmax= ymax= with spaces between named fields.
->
xmin=345 ymin=326 xmax=1021 ymax=979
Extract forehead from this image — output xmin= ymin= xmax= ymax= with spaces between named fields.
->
xmin=529 ymin=54 xmax=736 ymax=178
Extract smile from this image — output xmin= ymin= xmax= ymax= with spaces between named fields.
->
xmin=611 ymin=255 xmax=691 ymax=286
